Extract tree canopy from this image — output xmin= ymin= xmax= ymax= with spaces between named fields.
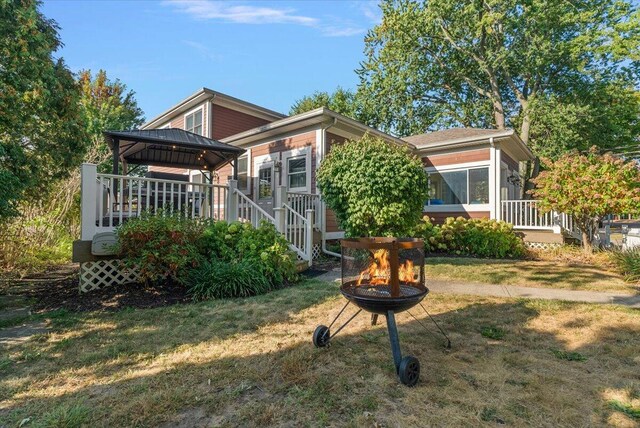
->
xmin=316 ymin=134 xmax=428 ymax=237
xmin=356 ymin=0 xmax=640 ymax=160
xmin=289 ymin=87 xmax=360 ymax=118
xmin=531 ymin=149 xmax=640 ymax=251
xmin=0 ymin=0 xmax=88 ymax=219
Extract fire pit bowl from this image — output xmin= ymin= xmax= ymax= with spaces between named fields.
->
xmin=312 ymin=237 xmax=450 ymax=387
xmin=340 ymin=237 xmax=428 ymax=314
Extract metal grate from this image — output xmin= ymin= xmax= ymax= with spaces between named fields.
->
xmin=343 ymin=284 xmax=424 ymax=299
xmin=79 ymin=260 xmax=141 ymax=293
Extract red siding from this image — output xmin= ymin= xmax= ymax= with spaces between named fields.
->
xmin=212 ymin=105 xmax=271 ymax=140
xmin=423 ymin=149 xmax=490 ymax=167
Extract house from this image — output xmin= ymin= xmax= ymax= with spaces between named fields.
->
xmin=75 ymin=88 xmax=575 ymax=291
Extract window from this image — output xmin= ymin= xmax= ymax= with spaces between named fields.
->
xmin=258 ymin=165 xmax=273 ymax=199
xmin=287 ymin=156 xmax=307 ymax=190
xmin=237 ymin=156 xmax=248 ymax=191
xmin=428 ymin=167 xmax=489 ymax=205
xmin=185 ymin=108 xmax=203 ymax=135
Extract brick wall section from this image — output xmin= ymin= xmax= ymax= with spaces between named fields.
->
xmin=212 ymin=105 xmax=271 ymax=140
xmin=422 ymin=148 xmax=490 ymax=167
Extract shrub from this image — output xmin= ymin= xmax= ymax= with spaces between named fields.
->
xmin=183 ymin=220 xmax=298 ymax=299
xmin=116 ymin=211 xmax=205 ymax=283
xmin=184 ymin=259 xmax=272 ymax=300
xmin=414 ymin=216 xmax=526 ymax=258
xmin=609 ymin=248 xmax=640 ymax=282
xmin=316 ymin=134 xmax=429 ymax=237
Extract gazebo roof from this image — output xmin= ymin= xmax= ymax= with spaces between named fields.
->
xmin=104 ymin=128 xmax=245 ymax=171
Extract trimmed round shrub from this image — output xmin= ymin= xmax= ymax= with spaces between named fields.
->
xmin=317 ymin=134 xmax=429 ymax=237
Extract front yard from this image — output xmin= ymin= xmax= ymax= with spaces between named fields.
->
xmin=1 ymin=279 xmax=639 ymax=427
xmin=426 ymin=256 xmax=638 ymax=294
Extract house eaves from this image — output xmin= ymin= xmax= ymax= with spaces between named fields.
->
xmin=412 ymin=129 xmax=535 ymax=161
xmin=220 ymin=107 xmax=414 ymax=150
xmin=142 ymin=88 xmax=285 ymax=130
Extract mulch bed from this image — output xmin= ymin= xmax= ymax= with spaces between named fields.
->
xmin=1 ymin=264 xmax=190 ymax=314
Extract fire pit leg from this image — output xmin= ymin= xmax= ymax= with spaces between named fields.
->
xmin=385 ymin=311 xmax=403 ymax=371
xmin=371 ymin=314 xmax=378 ymax=326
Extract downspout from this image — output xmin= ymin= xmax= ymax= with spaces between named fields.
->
xmin=320 ymin=117 xmax=343 ymax=259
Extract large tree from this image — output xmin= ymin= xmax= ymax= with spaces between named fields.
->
xmin=357 ymin=0 xmax=640 ymax=160
xmin=0 ymin=0 xmax=88 ymax=220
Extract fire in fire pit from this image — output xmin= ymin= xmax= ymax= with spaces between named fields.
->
xmin=312 ymin=237 xmax=450 ymax=386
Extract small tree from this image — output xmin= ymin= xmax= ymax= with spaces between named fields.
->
xmin=531 ymin=148 xmax=640 ymax=252
xmin=316 ymin=134 xmax=428 ymax=237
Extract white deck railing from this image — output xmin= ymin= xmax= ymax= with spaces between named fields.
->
xmin=501 ymin=200 xmax=580 ymax=239
xmin=287 ymin=192 xmax=320 ymax=229
xmin=235 ymin=188 xmax=275 ymax=228
xmin=81 ymin=164 xmax=228 ymax=239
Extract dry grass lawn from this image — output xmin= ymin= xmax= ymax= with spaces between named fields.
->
xmin=426 ymin=257 xmax=639 ymax=294
xmin=1 ymin=279 xmax=639 ymax=427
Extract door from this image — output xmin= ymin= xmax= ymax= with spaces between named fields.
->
xmin=255 ymin=161 xmax=275 ymax=216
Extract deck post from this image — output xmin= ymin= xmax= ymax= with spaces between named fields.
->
xmin=274 ymin=185 xmax=287 ymax=208
xmin=305 ymin=209 xmax=314 ymax=266
xmin=273 ymin=207 xmax=285 ymax=233
xmin=81 ymin=163 xmax=98 ymax=241
xmin=227 ymin=179 xmax=238 ymax=222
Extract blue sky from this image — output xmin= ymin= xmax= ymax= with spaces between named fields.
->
xmin=42 ymin=0 xmax=382 ymax=122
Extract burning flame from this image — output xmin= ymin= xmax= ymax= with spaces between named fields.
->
xmin=356 ymin=249 xmax=416 ymax=286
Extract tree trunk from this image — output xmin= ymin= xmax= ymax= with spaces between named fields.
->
xmin=582 ymin=230 xmax=593 ymax=253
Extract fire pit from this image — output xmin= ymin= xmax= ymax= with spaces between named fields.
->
xmin=313 ymin=237 xmax=450 ymax=386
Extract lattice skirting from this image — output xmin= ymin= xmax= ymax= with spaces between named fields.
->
xmin=312 ymin=244 xmax=321 ymax=260
xmin=525 ymin=241 xmax=563 ymax=250
xmin=79 ymin=260 xmax=141 ymax=293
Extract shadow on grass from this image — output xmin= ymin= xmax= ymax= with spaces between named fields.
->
xmin=1 ymin=284 xmax=638 ymax=427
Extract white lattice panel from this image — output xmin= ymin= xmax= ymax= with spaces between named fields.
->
xmin=79 ymin=260 xmax=141 ymax=293
xmin=312 ymin=244 xmax=321 ymax=260
xmin=525 ymin=241 xmax=562 ymax=250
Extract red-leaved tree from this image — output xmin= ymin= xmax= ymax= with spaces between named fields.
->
xmin=531 ymin=148 xmax=640 ymax=252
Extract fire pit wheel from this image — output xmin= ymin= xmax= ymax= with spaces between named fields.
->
xmin=398 ymin=356 xmax=420 ymax=387
xmin=312 ymin=325 xmax=330 ymax=348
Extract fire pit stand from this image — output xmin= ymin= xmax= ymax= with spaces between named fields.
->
xmin=312 ymin=237 xmax=451 ymax=386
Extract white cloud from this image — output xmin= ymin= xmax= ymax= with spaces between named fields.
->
xmin=165 ymin=0 xmax=317 ymax=26
xmin=358 ymin=2 xmax=382 ymax=25
xmin=182 ymin=40 xmax=221 ymax=61
xmin=164 ymin=0 xmax=366 ymax=37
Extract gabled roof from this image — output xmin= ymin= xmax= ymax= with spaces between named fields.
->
xmin=105 ymin=128 xmax=244 ymax=171
xmin=142 ymin=88 xmax=285 ymax=130
xmin=404 ymin=128 xmax=535 ymax=161
xmin=220 ymin=107 xmax=413 ymax=149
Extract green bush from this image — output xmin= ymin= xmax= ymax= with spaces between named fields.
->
xmin=196 ymin=220 xmax=298 ymax=288
xmin=184 ymin=259 xmax=272 ymax=300
xmin=116 ymin=211 xmax=206 ymax=283
xmin=414 ymin=216 xmax=525 ymax=258
xmin=609 ymin=248 xmax=640 ymax=282
xmin=316 ymin=134 xmax=429 ymax=237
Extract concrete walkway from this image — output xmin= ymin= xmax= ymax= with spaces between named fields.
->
xmin=315 ymin=270 xmax=640 ymax=308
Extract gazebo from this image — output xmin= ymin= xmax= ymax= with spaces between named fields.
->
xmin=104 ymin=128 xmax=245 ymax=179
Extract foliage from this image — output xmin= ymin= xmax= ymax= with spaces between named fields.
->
xmin=183 ymin=259 xmax=271 ymax=300
xmin=356 ymin=0 xmax=640 ymax=167
xmin=289 ymin=87 xmax=361 ymax=119
xmin=0 ymin=0 xmax=88 ymax=219
xmin=116 ymin=212 xmax=206 ymax=283
xmin=197 ymin=220 xmax=298 ymax=289
xmin=414 ymin=216 xmax=526 ymax=258
xmin=531 ymin=148 xmax=640 ymax=251
xmin=317 ymin=134 xmax=428 ymax=237
xmin=481 ymin=326 xmax=505 ymax=340
xmin=608 ymin=400 xmax=640 ymax=420
xmin=551 ymin=349 xmax=588 ymax=362
xmin=609 ymin=248 xmax=640 ymax=283
xmin=78 ymin=69 xmax=144 ymax=171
